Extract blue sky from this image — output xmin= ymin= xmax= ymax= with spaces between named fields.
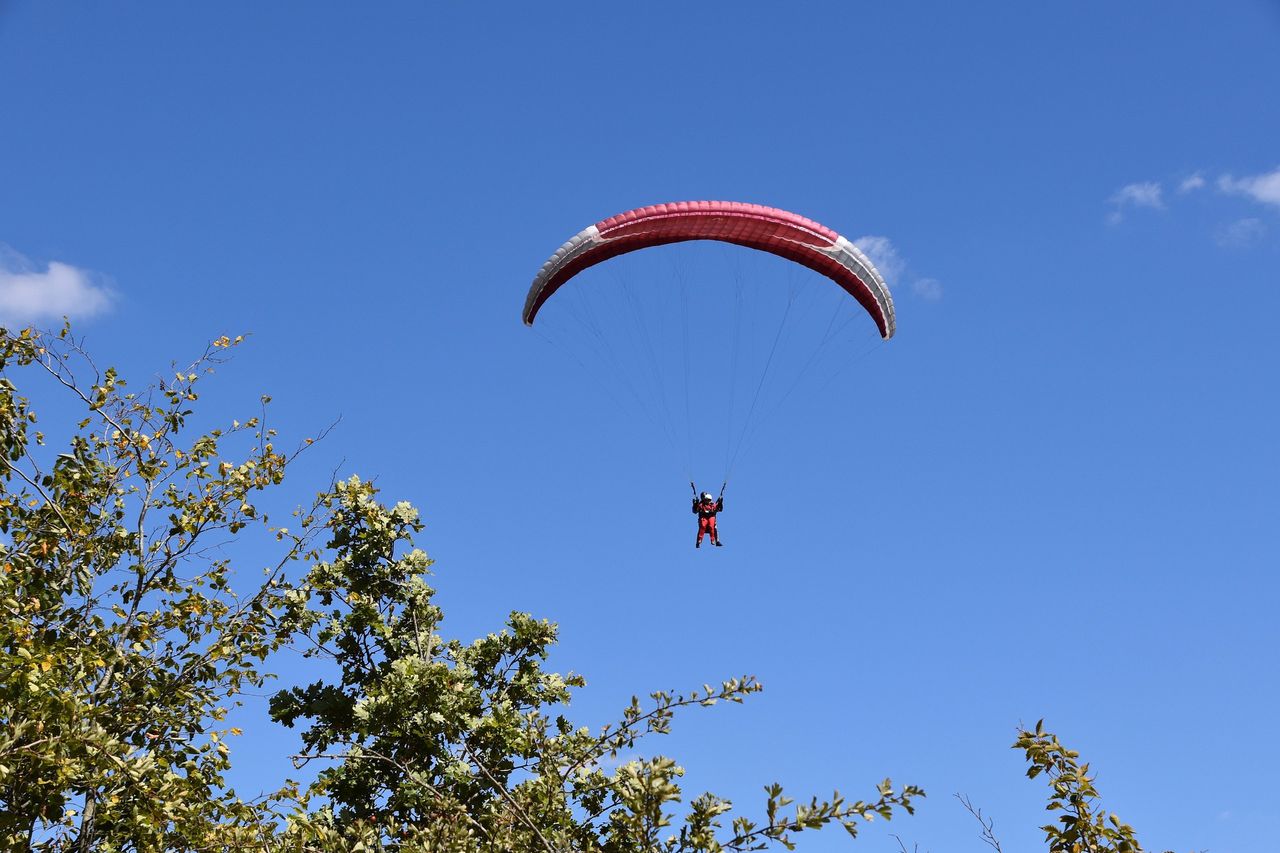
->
xmin=3 ymin=2 xmax=1279 ymax=850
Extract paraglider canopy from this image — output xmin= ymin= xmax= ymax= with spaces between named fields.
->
xmin=523 ymin=201 xmax=895 ymax=339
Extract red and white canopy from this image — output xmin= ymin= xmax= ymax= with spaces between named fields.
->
xmin=523 ymin=201 xmax=895 ymax=339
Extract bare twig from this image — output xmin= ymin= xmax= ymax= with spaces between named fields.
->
xmin=956 ymin=793 xmax=1003 ymax=853
xmin=890 ymin=833 xmax=924 ymax=853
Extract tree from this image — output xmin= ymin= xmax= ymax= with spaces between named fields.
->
xmin=0 ymin=323 xmax=921 ymax=851
xmin=0 ymin=326 xmax=324 ymax=850
xmin=1015 ymin=721 xmax=1157 ymax=853
xmin=949 ymin=723 xmax=1175 ymax=853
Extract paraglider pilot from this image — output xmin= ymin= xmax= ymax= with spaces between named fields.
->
xmin=691 ymin=483 xmax=724 ymax=548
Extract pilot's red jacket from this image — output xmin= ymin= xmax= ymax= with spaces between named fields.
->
xmin=692 ymin=496 xmax=723 ymax=546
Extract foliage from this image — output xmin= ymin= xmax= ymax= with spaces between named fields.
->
xmin=1014 ymin=721 xmax=1153 ymax=853
xmin=0 ymin=322 xmax=920 ymax=851
xmin=0 ymin=325 xmax=321 ymax=850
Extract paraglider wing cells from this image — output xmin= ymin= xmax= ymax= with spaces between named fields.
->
xmin=522 ymin=201 xmax=895 ymax=339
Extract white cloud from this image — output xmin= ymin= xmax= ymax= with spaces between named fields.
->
xmin=1214 ymin=217 xmax=1266 ymax=248
xmin=852 ymin=235 xmax=905 ymax=287
xmin=1105 ymin=167 xmax=1277 ymax=245
xmin=1218 ymin=167 xmax=1280 ymax=208
xmin=911 ymin=277 xmax=943 ymax=301
xmin=1107 ymin=182 xmax=1165 ymax=224
xmin=852 ymin=236 xmax=941 ymax=302
xmin=0 ymin=247 xmax=114 ymax=328
xmin=1179 ymin=173 xmax=1206 ymax=193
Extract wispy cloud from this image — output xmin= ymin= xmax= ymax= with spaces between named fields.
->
xmin=1218 ymin=166 xmax=1280 ymax=208
xmin=853 ymin=236 xmax=941 ymax=302
xmin=853 ymin=235 xmax=905 ymax=286
xmin=1179 ymin=173 xmax=1206 ymax=193
xmin=912 ymin=277 xmax=943 ymax=301
xmin=0 ymin=246 xmax=115 ymax=328
xmin=1107 ymin=181 xmax=1164 ymax=223
xmin=1110 ymin=166 xmax=1278 ymax=248
xmin=1112 ymin=182 xmax=1165 ymax=208
xmin=1215 ymin=217 xmax=1266 ymax=248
